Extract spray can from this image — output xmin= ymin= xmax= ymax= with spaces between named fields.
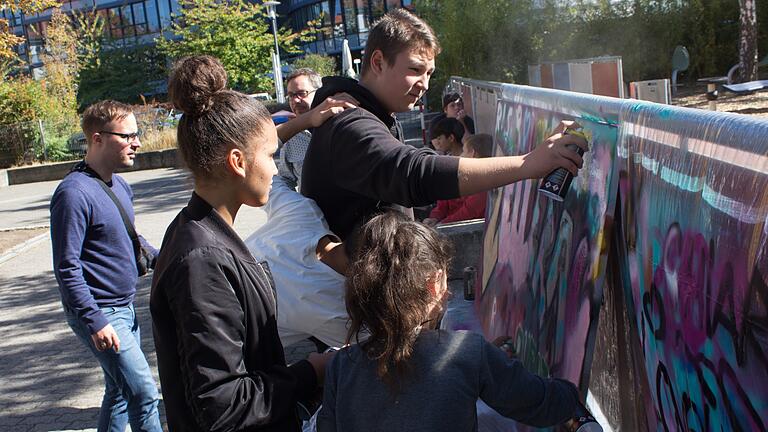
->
xmin=538 ymin=129 xmax=589 ymax=202
xmin=565 ymin=401 xmax=603 ymax=432
xmin=462 ymin=266 xmax=476 ymax=301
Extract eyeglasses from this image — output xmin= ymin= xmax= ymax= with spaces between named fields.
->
xmin=286 ymin=89 xmax=316 ymax=99
xmin=99 ymin=130 xmax=142 ymax=142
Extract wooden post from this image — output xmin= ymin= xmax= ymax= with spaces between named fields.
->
xmin=708 ymin=83 xmax=717 ymax=111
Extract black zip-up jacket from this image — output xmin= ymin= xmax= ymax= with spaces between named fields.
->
xmin=150 ymin=192 xmax=317 ymax=432
xmin=301 ymin=77 xmax=461 ymax=241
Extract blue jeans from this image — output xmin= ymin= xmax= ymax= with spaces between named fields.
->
xmin=66 ymin=304 xmax=162 ymax=432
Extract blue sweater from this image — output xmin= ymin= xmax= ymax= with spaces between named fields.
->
xmin=50 ymin=169 xmax=157 ymax=334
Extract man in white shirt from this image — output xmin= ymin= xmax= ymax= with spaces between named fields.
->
xmin=245 ymin=168 xmax=350 ymax=348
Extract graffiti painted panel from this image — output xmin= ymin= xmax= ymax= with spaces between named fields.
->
xmin=617 ymin=104 xmax=768 ymax=430
xmin=478 ymin=85 xmax=620 ymax=394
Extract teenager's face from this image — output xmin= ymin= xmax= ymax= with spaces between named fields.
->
xmin=444 ymin=98 xmax=464 ymax=118
xmin=377 ymin=48 xmax=435 ymax=113
xmin=244 ymin=121 xmax=278 ymax=207
xmin=432 ymin=134 xmax=453 ymax=154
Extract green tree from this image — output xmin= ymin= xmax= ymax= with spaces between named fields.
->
xmin=418 ymin=0 xmax=746 ymax=99
xmin=40 ymin=9 xmax=79 ymax=118
xmin=156 ymin=0 xmax=304 ymax=93
xmin=78 ymin=43 xmax=166 ymax=109
xmin=0 ymin=0 xmax=59 ymax=63
xmin=293 ymin=54 xmax=338 ymax=76
xmin=416 ymin=0 xmax=539 ymax=110
xmin=738 ymin=0 xmax=758 ymax=81
xmin=292 ymin=53 xmax=337 ymax=77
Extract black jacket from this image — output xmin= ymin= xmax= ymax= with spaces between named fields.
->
xmin=300 ymin=77 xmax=461 ymax=241
xmin=150 ymin=192 xmax=317 ymax=432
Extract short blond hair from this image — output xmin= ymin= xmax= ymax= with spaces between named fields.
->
xmin=81 ymin=100 xmax=134 ymax=143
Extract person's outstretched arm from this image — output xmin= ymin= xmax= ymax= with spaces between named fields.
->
xmin=478 ymin=337 xmax=579 ymax=427
xmin=457 ymin=121 xmax=587 ymax=196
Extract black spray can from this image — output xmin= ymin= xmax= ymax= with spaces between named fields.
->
xmin=538 ymin=129 xmax=588 ymax=202
xmin=463 ymin=266 xmax=476 ymax=301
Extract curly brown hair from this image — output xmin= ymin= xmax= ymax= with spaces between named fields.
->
xmin=345 ymin=212 xmax=452 ymax=391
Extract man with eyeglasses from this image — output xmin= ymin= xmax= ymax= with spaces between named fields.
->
xmin=50 ymin=100 xmax=162 ymax=432
xmin=273 ymin=68 xmax=358 ymax=190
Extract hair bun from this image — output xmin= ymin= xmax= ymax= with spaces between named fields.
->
xmin=168 ymin=55 xmax=228 ymax=117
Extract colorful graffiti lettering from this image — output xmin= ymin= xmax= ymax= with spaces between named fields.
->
xmin=455 ymin=75 xmax=768 ymax=430
xmin=477 ymin=87 xmax=620 ymax=394
xmin=619 ymin=105 xmax=768 ymax=430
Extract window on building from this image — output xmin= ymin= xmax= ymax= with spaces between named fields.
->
xmin=355 ymin=0 xmax=369 ymax=33
xmin=386 ymin=0 xmax=400 ymax=10
xmin=342 ymin=0 xmax=357 ymax=35
xmin=121 ymin=4 xmax=135 ymax=37
xmin=105 ymin=7 xmax=123 ymax=39
xmin=26 ymin=21 xmax=47 ymax=46
xmin=145 ymin=0 xmax=161 ymax=33
xmin=371 ymin=0 xmax=385 ymax=18
xmin=332 ymin=0 xmax=344 ymax=39
xmin=132 ymin=2 xmax=148 ymax=35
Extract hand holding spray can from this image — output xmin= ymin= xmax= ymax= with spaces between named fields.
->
xmin=564 ymin=400 xmax=603 ymax=432
xmin=538 ymin=128 xmax=589 ymax=202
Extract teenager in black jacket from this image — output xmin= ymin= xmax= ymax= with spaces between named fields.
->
xmin=301 ymin=9 xmax=588 ymax=246
xmin=150 ymin=55 xmax=331 ymax=432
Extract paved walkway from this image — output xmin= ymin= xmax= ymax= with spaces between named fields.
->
xmin=0 ymin=168 xmax=315 ymax=431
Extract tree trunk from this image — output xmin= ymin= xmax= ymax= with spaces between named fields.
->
xmin=738 ymin=0 xmax=758 ymax=82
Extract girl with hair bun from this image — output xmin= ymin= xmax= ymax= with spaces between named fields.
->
xmin=317 ymin=212 xmax=580 ymax=432
xmin=150 ymin=55 xmax=330 ymax=432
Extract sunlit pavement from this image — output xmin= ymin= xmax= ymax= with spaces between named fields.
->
xmin=0 ymin=168 xmax=315 ymax=431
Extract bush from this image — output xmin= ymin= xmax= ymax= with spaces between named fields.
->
xmin=0 ymin=77 xmax=79 ymax=167
xmin=77 ymin=44 xmax=167 ymax=110
xmin=292 ymin=53 xmax=337 ymax=77
xmin=140 ymin=128 xmax=177 ymax=152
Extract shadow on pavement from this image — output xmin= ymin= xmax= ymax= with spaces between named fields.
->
xmin=130 ymin=169 xmax=193 ymax=217
xmin=0 ymin=270 xmax=165 ymax=431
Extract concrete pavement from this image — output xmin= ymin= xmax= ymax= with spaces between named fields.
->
xmin=0 ymin=167 xmax=315 ymax=431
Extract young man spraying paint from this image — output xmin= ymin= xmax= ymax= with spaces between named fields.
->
xmin=301 ymin=8 xmax=587 ymax=249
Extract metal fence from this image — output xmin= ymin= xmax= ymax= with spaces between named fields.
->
xmin=395 ymin=108 xmax=441 ymax=148
xmin=0 ymin=108 xmax=179 ymax=169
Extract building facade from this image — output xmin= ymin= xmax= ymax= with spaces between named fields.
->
xmin=2 ymin=0 xmax=415 ymax=78
xmin=277 ymin=0 xmax=414 ymax=57
xmin=1 ymin=0 xmax=180 ymax=77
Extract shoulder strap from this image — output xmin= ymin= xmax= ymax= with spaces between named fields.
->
xmin=93 ymin=177 xmax=141 ymax=245
xmin=71 ymin=161 xmax=141 ymax=248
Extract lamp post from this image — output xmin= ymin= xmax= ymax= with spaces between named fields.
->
xmin=353 ymin=58 xmax=361 ymax=76
xmin=264 ymin=1 xmax=284 ymax=103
